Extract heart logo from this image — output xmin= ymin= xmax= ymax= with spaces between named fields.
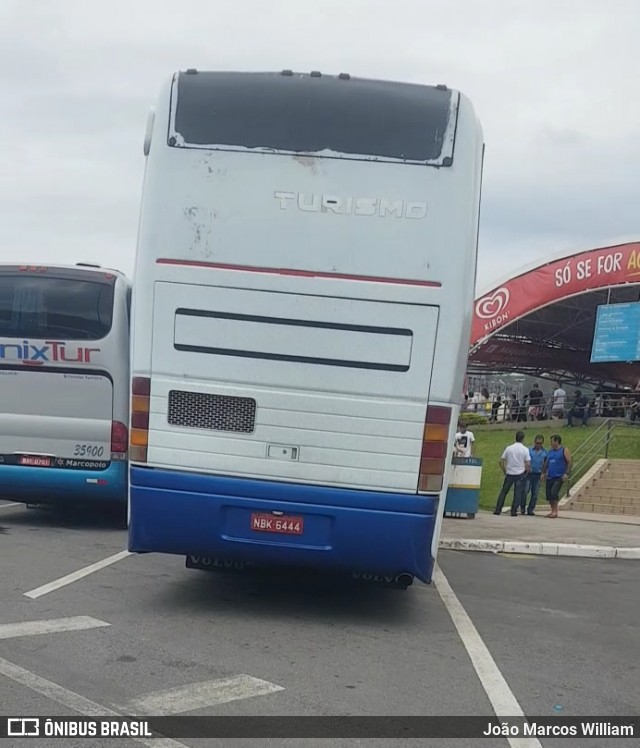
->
xmin=475 ymin=287 xmax=510 ymax=319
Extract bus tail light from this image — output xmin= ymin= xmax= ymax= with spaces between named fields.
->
xmin=111 ymin=421 xmax=128 ymax=456
xmin=130 ymin=376 xmax=150 ymax=462
xmin=418 ymin=405 xmax=452 ymax=493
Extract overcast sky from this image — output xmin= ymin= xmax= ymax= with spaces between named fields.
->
xmin=2 ymin=0 xmax=639 ymax=292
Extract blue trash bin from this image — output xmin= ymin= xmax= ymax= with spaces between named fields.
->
xmin=445 ymin=456 xmax=483 ymax=518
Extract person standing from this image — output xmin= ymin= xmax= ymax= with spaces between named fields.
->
xmin=567 ymin=390 xmax=589 ymax=427
xmin=493 ymin=431 xmax=531 ymax=516
xmin=521 ymin=434 xmax=547 ymax=516
xmin=490 ymin=396 xmax=502 ymax=423
xmin=552 ymin=382 xmax=567 ymax=419
xmin=542 ymin=434 xmax=572 ymax=518
xmin=528 ymin=382 xmax=544 ymax=421
xmin=454 ymin=422 xmax=475 ymax=457
xmin=509 ymin=393 xmax=520 ymax=422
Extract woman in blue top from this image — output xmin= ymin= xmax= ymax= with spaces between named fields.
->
xmin=543 ymin=434 xmax=573 ymax=518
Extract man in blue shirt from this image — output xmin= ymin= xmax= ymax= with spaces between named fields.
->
xmin=543 ymin=434 xmax=573 ymax=518
xmin=521 ymin=434 xmax=547 ymax=515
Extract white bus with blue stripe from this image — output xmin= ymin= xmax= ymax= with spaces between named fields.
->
xmin=0 ymin=264 xmax=131 ymax=507
xmin=128 ymin=69 xmax=484 ymax=587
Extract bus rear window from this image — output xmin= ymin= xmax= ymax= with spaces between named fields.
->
xmin=171 ymin=71 xmax=457 ymax=164
xmin=0 ymin=275 xmax=115 ymax=340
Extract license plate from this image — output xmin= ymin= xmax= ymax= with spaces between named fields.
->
xmin=250 ymin=513 xmax=304 ymax=535
xmin=19 ymin=455 xmax=52 ymax=467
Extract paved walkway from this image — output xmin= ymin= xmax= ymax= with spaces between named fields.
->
xmin=440 ymin=510 xmax=640 ymax=559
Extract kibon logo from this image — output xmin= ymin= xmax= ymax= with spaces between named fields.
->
xmin=475 ymin=288 xmax=510 ymax=319
xmin=475 ymin=287 xmax=511 ymax=333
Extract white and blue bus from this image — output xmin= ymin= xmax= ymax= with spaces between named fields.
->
xmin=0 ymin=264 xmax=131 ymax=507
xmin=128 ymin=69 xmax=484 ymax=587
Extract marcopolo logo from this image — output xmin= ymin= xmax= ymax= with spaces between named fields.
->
xmin=0 ymin=341 xmax=101 ymax=366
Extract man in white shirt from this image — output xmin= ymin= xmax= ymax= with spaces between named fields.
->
xmin=493 ymin=431 xmax=531 ymax=515
xmin=454 ymin=422 xmax=475 ymax=458
xmin=552 ymin=383 xmax=567 ymax=418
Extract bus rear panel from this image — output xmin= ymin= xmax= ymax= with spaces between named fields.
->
xmin=128 ymin=70 xmax=484 ymax=584
xmin=0 ymin=265 xmax=130 ymax=506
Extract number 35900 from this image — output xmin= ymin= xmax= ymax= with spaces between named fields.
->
xmin=73 ymin=444 xmax=105 ymax=457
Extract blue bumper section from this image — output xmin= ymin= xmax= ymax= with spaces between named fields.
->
xmin=129 ymin=467 xmax=437 ymax=582
xmin=0 ymin=461 xmax=127 ymax=504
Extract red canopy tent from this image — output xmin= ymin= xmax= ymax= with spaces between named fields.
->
xmin=468 ymin=240 xmax=640 ymax=387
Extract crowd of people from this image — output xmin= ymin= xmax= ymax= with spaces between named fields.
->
xmin=453 ymin=378 xmax=640 ymax=519
xmin=463 ymin=383 xmax=567 ymax=422
xmin=463 ymin=381 xmax=640 ymax=427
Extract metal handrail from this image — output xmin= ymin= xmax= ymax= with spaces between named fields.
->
xmin=570 ymin=418 xmax=614 ymax=458
xmin=565 ymin=419 xmax=615 ymax=497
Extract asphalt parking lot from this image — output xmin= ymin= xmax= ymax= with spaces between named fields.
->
xmin=1 ymin=499 xmax=638 ymax=748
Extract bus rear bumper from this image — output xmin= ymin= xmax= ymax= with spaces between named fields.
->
xmin=128 ymin=467 xmax=437 ymax=583
xmin=0 ymin=461 xmax=128 ymax=505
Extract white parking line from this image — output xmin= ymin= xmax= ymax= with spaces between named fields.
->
xmin=0 ymin=655 xmax=186 ymax=748
xmin=24 ymin=550 xmax=131 ymax=599
xmin=0 ymin=616 xmax=109 ymax=640
xmin=126 ymin=674 xmax=285 ymax=716
xmin=433 ymin=566 xmax=543 ymax=748
xmin=0 ymin=502 xmax=21 ymax=510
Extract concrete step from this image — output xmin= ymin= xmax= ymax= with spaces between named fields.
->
xmin=607 ymin=461 xmax=640 ymax=471
xmin=580 ymin=491 xmax=640 ymax=505
xmin=600 ymin=467 xmax=640 ymax=480
xmin=601 ymin=471 xmax=640 ymax=480
xmin=594 ymin=475 xmax=640 ymax=483
xmin=569 ymin=501 xmax=640 ymax=516
xmin=582 ymin=487 xmax=640 ymax=500
xmin=588 ymin=478 xmax=640 ymax=496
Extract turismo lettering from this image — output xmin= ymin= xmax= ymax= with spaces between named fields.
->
xmin=0 ymin=341 xmax=100 ymax=365
xmin=274 ymin=191 xmax=428 ymax=219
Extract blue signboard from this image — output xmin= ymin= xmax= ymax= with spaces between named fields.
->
xmin=591 ymin=302 xmax=640 ymax=363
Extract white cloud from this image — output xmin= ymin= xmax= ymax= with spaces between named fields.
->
xmin=1 ymin=0 xmax=639 ymax=289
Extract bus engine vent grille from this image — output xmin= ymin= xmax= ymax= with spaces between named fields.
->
xmin=168 ymin=390 xmax=256 ymax=433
